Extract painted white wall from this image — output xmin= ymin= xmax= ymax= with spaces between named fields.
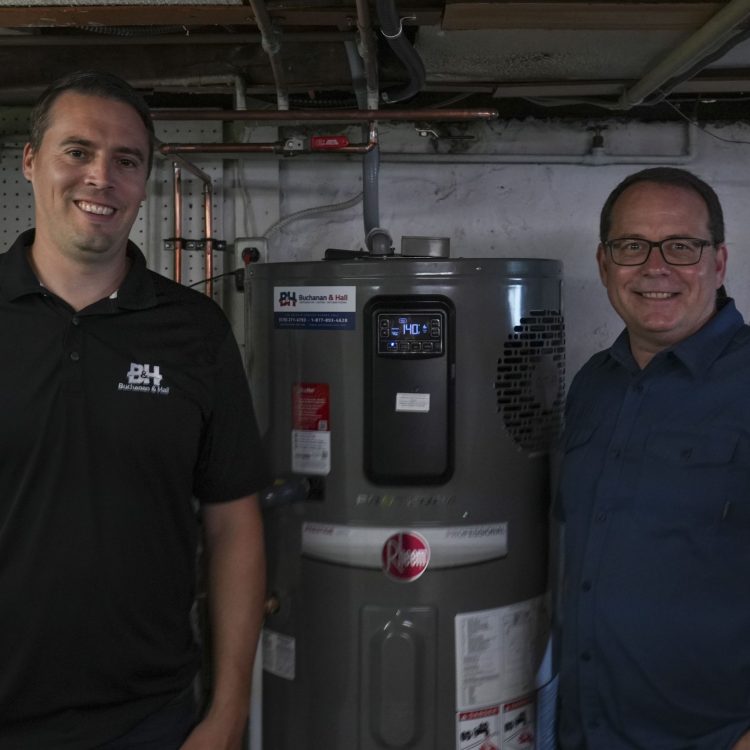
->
xmin=228 ymin=117 xmax=750 ymax=382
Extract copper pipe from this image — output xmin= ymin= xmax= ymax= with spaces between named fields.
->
xmin=173 ymin=164 xmax=182 ymax=284
xmin=160 ymin=122 xmax=378 ymax=157
xmin=203 ymin=182 xmax=214 ymax=299
xmin=167 ymin=151 xmax=214 ymax=296
xmin=151 ymin=108 xmax=498 ymax=122
xmin=162 ymin=143 xmax=283 ymax=155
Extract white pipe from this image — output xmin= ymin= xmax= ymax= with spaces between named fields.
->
xmin=618 ymin=0 xmax=750 ymax=108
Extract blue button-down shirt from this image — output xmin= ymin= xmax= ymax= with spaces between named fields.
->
xmin=557 ymin=299 xmax=750 ymax=750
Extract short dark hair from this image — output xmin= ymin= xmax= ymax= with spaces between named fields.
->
xmin=28 ymin=70 xmax=154 ymax=174
xmin=599 ymin=167 xmax=725 ymax=245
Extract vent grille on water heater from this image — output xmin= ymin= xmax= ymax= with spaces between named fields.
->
xmin=495 ymin=309 xmax=565 ymax=454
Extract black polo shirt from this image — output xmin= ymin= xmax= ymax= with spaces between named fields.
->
xmin=0 ymin=230 xmax=267 ymax=749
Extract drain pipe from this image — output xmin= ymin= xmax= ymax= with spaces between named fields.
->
xmin=618 ymin=0 xmax=750 ymax=108
xmin=248 ymin=0 xmax=289 ymax=110
xmin=348 ymin=0 xmax=391 ymax=254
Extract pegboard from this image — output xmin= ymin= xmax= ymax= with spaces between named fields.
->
xmin=0 ymin=119 xmax=230 ymax=307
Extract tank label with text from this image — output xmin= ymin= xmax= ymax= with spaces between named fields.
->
xmin=273 ymin=285 xmax=356 ymax=330
xmin=292 ymin=383 xmax=330 ymax=475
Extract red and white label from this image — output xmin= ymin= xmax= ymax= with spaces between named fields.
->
xmin=292 ymin=383 xmax=330 ymax=430
xmin=292 ymin=383 xmax=331 ymax=475
xmin=382 ymin=531 xmax=430 ymax=582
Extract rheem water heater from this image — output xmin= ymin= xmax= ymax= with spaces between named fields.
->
xmin=246 ymin=255 xmax=564 ymax=750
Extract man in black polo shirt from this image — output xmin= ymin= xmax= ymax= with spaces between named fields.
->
xmin=0 ymin=72 xmax=267 ymax=749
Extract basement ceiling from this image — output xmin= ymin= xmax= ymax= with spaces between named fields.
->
xmin=2 ymin=1 xmax=750 ymax=121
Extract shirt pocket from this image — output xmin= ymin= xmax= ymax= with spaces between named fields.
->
xmin=635 ymin=427 xmax=740 ymax=531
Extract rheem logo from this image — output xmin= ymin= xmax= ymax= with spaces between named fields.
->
xmin=382 ymin=531 xmax=430 ymax=582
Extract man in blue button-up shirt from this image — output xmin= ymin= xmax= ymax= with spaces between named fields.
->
xmin=557 ymin=167 xmax=750 ymax=750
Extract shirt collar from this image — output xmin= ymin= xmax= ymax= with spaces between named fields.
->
xmin=609 ymin=298 xmax=745 ymax=377
xmin=0 ymin=228 xmax=157 ymax=310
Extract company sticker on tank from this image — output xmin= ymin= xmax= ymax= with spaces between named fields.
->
xmin=382 ymin=530 xmax=430 ymax=582
xmin=273 ymin=286 xmax=356 ymax=330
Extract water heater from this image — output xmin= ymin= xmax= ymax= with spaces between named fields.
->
xmin=246 ymin=255 xmax=564 ymax=750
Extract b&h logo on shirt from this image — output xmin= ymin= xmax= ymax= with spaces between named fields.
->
xmin=117 ymin=362 xmax=170 ymax=395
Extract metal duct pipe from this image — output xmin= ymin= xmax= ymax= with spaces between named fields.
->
xmin=249 ymin=0 xmax=290 ymax=110
xmin=618 ymin=0 xmax=750 ymax=108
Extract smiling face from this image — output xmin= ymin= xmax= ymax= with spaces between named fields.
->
xmin=597 ymin=180 xmax=727 ymax=367
xmin=22 ymin=91 xmax=149 ymax=266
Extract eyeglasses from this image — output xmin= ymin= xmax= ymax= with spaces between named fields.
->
xmin=605 ymin=237 xmax=713 ymax=266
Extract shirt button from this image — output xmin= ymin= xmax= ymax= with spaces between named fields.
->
xmin=634 ymin=384 xmax=644 ymax=393
xmin=610 ymin=448 xmax=621 ymax=459
xmin=71 ymin=317 xmax=80 ymax=326
xmin=70 ymin=351 xmax=80 ymax=362
xmin=581 ymin=651 xmax=592 ymax=662
xmin=588 ymin=720 xmax=600 ymax=729
xmin=582 ymin=580 xmax=592 ymax=592
xmin=595 ymin=513 xmax=608 ymax=523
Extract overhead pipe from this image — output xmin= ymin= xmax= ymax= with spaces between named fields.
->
xmin=159 ymin=123 xmax=378 ymax=156
xmin=248 ymin=0 xmax=290 ymax=110
xmin=618 ymin=0 xmax=750 ymax=108
xmin=151 ymin=108 xmax=498 ymax=122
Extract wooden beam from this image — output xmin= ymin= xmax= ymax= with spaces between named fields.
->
xmin=0 ymin=4 xmax=441 ymax=29
xmin=442 ymin=2 xmax=723 ymax=31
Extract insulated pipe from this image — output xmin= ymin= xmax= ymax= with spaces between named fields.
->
xmin=375 ymin=0 xmax=426 ymax=103
xmin=363 ymin=144 xmax=381 ymax=234
xmin=618 ymin=0 xmax=750 ymax=108
xmin=354 ymin=0 xmax=380 ymax=110
xmin=248 ymin=0 xmax=290 ymax=110
xmin=151 ymin=108 xmax=498 ymax=122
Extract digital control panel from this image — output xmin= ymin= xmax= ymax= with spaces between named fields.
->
xmin=377 ymin=311 xmax=444 ymax=356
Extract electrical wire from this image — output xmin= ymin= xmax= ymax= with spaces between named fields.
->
xmin=187 ymin=270 xmax=240 ymax=288
xmin=263 ymin=191 xmax=364 ymax=236
xmin=663 ymin=98 xmax=750 ymax=145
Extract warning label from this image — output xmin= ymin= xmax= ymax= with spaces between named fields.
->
xmin=292 ymin=383 xmax=330 ymax=475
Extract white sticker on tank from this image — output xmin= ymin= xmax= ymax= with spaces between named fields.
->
xmin=395 ymin=392 xmax=430 ymax=412
xmin=262 ymin=628 xmax=295 ymax=681
xmin=454 ymin=595 xmax=550 ymax=711
xmin=292 ymin=429 xmax=330 ymax=475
